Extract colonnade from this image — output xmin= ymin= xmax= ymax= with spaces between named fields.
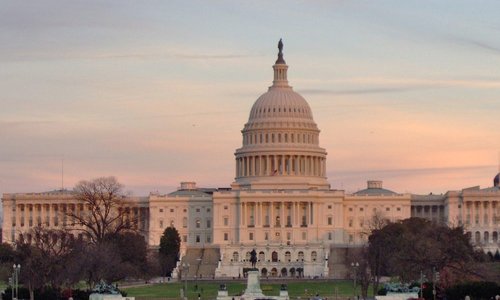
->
xmin=239 ymin=201 xmax=314 ymax=228
xmin=463 ymin=200 xmax=499 ymax=226
xmin=11 ymin=203 xmax=147 ymax=231
xmin=459 ymin=200 xmax=500 ymax=245
xmin=235 ymin=154 xmax=326 ymax=178
xmin=411 ymin=205 xmax=445 ymax=222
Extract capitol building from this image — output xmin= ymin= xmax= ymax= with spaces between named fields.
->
xmin=2 ymin=41 xmax=500 ymax=279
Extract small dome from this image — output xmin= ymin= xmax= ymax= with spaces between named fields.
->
xmin=494 ymin=173 xmax=499 ymax=187
xmin=354 ymin=180 xmax=397 ymax=196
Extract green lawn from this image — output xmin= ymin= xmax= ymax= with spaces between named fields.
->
xmin=123 ymin=280 xmax=369 ymax=299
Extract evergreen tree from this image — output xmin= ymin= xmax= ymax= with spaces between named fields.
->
xmin=159 ymin=227 xmax=181 ymax=277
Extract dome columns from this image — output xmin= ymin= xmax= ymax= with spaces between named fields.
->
xmin=235 ymin=154 xmax=327 ymax=178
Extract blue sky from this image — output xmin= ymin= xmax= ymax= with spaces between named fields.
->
xmin=1 ymin=0 xmax=499 ymax=196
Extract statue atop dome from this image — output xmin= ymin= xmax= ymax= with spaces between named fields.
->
xmin=276 ymin=38 xmax=286 ymax=64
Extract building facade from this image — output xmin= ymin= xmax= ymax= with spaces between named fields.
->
xmin=2 ymin=42 xmax=500 ymax=278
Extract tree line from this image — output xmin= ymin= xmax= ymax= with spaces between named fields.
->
xmin=0 ymin=177 xmax=180 ymax=300
xmin=349 ymin=213 xmax=497 ymax=299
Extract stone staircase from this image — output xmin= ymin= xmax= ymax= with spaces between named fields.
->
xmin=180 ymin=247 xmax=220 ymax=278
xmin=197 ymin=247 xmax=220 ymax=278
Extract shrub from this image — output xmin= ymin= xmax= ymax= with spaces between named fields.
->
xmin=446 ymin=281 xmax=500 ymax=300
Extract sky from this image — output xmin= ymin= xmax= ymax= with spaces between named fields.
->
xmin=1 ymin=0 xmax=499 ymax=198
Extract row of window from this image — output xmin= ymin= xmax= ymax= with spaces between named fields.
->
xmin=159 ymin=218 xmax=211 ymax=229
xmin=183 ymin=234 xmax=212 ymax=244
xmin=348 ymin=206 xmax=401 ymax=213
xmin=158 ymin=207 xmax=211 ymax=213
xmin=465 ymin=214 xmax=498 ymax=225
xmin=469 ymin=231 xmax=500 ymax=244
xmin=232 ymin=250 xmax=319 ymax=263
xmin=223 ymin=231 xmax=311 ymax=242
xmin=243 ymin=132 xmax=317 ymax=146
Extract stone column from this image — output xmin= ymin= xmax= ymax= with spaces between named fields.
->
xmin=270 ymin=201 xmax=274 ymax=228
xmin=281 ymin=201 xmax=285 ymax=227
xmin=310 ymin=202 xmax=313 ymax=225
xmin=281 ymin=155 xmax=285 ymax=175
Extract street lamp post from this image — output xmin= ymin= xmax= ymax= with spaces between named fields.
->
xmin=13 ymin=264 xmax=20 ymax=300
xmin=351 ymin=262 xmax=359 ymax=300
xmin=182 ymin=263 xmax=190 ymax=300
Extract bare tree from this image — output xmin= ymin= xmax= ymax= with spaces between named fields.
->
xmin=66 ymin=177 xmax=138 ymax=244
xmin=348 ymin=247 xmax=371 ymax=299
xmin=365 ymin=211 xmax=391 ymax=296
xmin=16 ymin=227 xmax=77 ymax=300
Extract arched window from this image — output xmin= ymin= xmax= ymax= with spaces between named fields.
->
xmin=285 ymin=251 xmax=291 ymax=262
xmin=272 ymin=251 xmax=278 ymax=262
xmin=196 ymin=219 xmax=201 ymax=228
xmin=233 ymin=252 xmax=239 ymax=262
xmin=311 ymin=251 xmax=317 ymax=262
xmin=246 ymin=251 xmax=252 ymax=261
xmin=298 ymin=251 xmax=304 ymax=261
xmin=258 ymin=251 xmax=265 ymax=262
xmin=493 ymin=232 xmax=498 ymax=242
xmin=475 ymin=231 xmax=481 ymax=243
xmin=261 ymin=268 xmax=268 ymax=276
xmin=484 ymin=231 xmax=490 ymax=243
xmin=281 ymin=268 xmax=288 ymax=277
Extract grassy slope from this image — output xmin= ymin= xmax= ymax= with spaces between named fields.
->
xmin=124 ymin=280 xmax=367 ymax=299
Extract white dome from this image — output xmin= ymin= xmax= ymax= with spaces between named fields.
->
xmin=232 ymin=41 xmax=329 ymax=190
xmin=249 ymin=88 xmax=314 ymax=122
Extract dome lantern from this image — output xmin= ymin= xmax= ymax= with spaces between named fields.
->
xmin=272 ymin=39 xmax=289 ymax=88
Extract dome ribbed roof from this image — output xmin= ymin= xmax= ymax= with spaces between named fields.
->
xmin=249 ymin=88 xmax=314 ymax=121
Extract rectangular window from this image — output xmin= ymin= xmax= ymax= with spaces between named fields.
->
xmin=207 ymin=208 xmax=211 ymax=212
xmin=328 ymin=205 xmax=332 ymax=209
xmin=206 ymin=219 xmax=211 ymax=228
xmin=196 ymin=208 xmax=200 ymax=213
xmin=328 ymin=232 xmax=332 ymax=240
xmin=196 ymin=235 xmax=200 ymax=243
xmin=359 ymin=207 xmax=364 ymax=212
xmin=224 ymin=206 xmax=228 ymax=210
xmin=386 ymin=207 xmax=390 ymax=211
xmin=224 ymin=233 xmax=228 ymax=241
xmin=327 ymin=217 xmax=332 ymax=225
xmin=170 ymin=208 xmax=174 ymax=213
xmin=206 ymin=235 xmax=211 ymax=243
xmin=159 ymin=208 xmax=163 ymax=212
xmin=224 ymin=217 xmax=228 ymax=226
xmin=249 ymin=232 xmax=254 ymax=240
xmin=183 ymin=235 xmax=187 ymax=242
xmin=159 ymin=220 xmax=164 ymax=228
xmin=287 ymin=232 xmax=291 ymax=240
xmin=264 ymin=232 xmax=269 ymax=240
xmin=302 ymin=232 xmax=306 ymax=240
xmin=397 ymin=207 xmax=401 ymax=211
